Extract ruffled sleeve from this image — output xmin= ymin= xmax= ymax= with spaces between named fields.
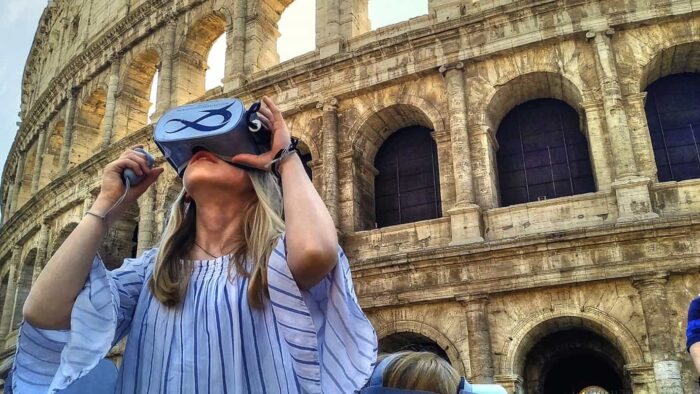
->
xmin=267 ymin=234 xmax=378 ymax=394
xmin=10 ymin=248 xmax=158 ymax=394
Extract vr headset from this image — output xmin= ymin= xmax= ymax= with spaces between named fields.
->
xmin=154 ymin=98 xmax=271 ymax=177
xmin=360 ymin=355 xmax=507 ymax=394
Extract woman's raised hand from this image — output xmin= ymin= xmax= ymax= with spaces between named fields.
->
xmin=230 ymin=96 xmax=293 ymax=170
xmin=94 ymin=145 xmax=164 ymax=218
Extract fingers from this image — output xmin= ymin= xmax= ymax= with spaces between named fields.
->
xmin=262 ymin=96 xmax=281 ymax=118
xmin=231 ymin=153 xmax=271 ymax=170
xmin=120 ymin=157 xmax=148 ymax=177
xmin=258 ymin=106 xmax=274 ymax=122
xmin=257 ymin=113 xmax=272 ymax=130
xmin=125 ymin=151 xmax=151 ymax=175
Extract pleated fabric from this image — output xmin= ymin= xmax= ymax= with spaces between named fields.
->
xmin=11 ymin=234 xmax=377 ymax=394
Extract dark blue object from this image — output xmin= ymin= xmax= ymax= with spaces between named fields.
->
xmin=154 ymin=98 xmax=272 ymax=177
xmin=687 ymin=296 xmax=700 ymax=351
xmin=122 ymin=148 xmax=154 ymax=186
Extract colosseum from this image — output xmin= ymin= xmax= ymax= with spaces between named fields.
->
xmin=2 ymin=0 xmax=700 ymax=392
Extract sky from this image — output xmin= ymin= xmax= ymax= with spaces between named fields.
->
xmin=0 ymin=0 xmax=428 ymax=202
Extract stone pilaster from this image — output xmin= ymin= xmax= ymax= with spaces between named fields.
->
xmin=33 ymin=223 xmax=50 ymax=284
xmin=632 ymin=273 xmax=683 ymax=393
xmin=458 ymin=295 xmax=495 ymax=383
xmin=0 ymin=249 xmax=19 ymax=338
xmin=9 ymin=153 xmax=26 ymax=217
xmin=30 ymin=126 xmax=48 ymax=194
xmin=102 ymin=55 xmax=121 ymax=148
xmin=224 ymin=0 xmax=247 ymax=91
xmin=319 ymin=98 xmax=339 ymax=228
xmin=439 ymin=62 xmax=483 ymax=245
xmin=155 ymin=16 xmax=176 ymax=119
xmin=58 ymin=88 xmax=78 ymax=174
xmin=137 ymin=187 xmax=156 ymax=256
xmin=587 ymin=29 xmax=657 ymax=223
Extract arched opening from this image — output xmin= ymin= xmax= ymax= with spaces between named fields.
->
xmin=72 ymin=87 xmax=106 ymax=166
xmin=115 ymin=49 xmax=160 ymax=140
xmin=374 ymin=126 xmax=441 ymax=228
xmin=175 ymin=13 xmax=227 ymax=104
xmin=205 ymin=32 xmax=226 ymax=90
xmin=101 ymin=204 xmax=139 ymax=269
xmin=523 ymin=329 xmax=628 ymax=394
xmin=17 ymin=144 xmax=37 ymax=209
xmin=12 ymin=250 xmax=37 ymax=329
xmin=379 ymin=332 xmax=450 ymax=363
xmin=644 ymin=73 xmax=700 ymax=182
xmin=368 ymin=0 xmax=428 ymax=30
xmin=147 ymin=70 xmax=159 ymax=124
xmin=277 ymin=0 xmax=316 ymax=63
xmin=496 ymin=98 xmax=595 ymax=207
xmin=354 ymin=104 xmax=441 ymax=231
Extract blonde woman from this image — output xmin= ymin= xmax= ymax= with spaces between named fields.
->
xmin=11 ymin=97 xmax=377 ymax=393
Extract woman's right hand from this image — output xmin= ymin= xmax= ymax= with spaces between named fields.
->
xmin=93 ymin=145 xmax=164 ymax=220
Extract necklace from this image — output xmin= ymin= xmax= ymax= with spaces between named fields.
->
xmin=193 ymin=240 xmax=239 ymax=259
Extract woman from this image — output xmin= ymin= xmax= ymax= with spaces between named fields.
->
xmin=11 ymin=97 xmax=377 ymax=393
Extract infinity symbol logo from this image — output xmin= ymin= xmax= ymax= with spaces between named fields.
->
xmin=165 ymin=103 xmax=235 ymax=133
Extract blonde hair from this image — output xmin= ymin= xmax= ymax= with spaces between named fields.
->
xmin=148 ymin=170 xmax=285 ymax=308
xmin=381 ymin=351 xmax=460 ymax=394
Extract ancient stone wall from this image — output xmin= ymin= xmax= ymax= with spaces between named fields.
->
xmin=2 ymin=0 xmax=700 ymax=392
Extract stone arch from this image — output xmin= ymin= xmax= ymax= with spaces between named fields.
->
xmin=12 ymin=249 xmax=37 ymax=329
xmin=101 ymin=202 xmax=140 ymax=269
xmin=348 ymin=96 xmax=450 ymax=230
xmin=349 ymin=95 xmax=447 ymax=160
xmin=484 ymin=71 xmax=585 ymax=135
xmin=114 ymin=47 xmax=161 ymax=140
xmin=638 ymin=40 xmax=700 ymax=93
xmin=71 ymin=86 xmax=107 ymax=167
xmin=375 ymin=320 xmax=466 ymax=376
xmin=499 ymin=306 xmax=645 ymax=378
xmin=174 ymin=11 xmax=229 ymax=103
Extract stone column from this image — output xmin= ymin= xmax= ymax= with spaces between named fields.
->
xmin=587 ymin=29 xmax=658 ymax=223
xmin=30 ymin=127 xmax=48 ymax=194
xmin=9 ymin=153 xmax=26 ymax=217
xmin=224 ymin=0 xmax=247 ymax=91
xmin=102 ymin=55 xmax=121 ymax=148
xmin=58 ymin=89 xmax=78 ymax=174
xmin=319 ymin=98 xmax=340 ymax=228
xmin=632 ymin=274 xmax=683 ymax=393
xmin=459 ymin=295 xmax=495 ymax=383
xmin=155 ymin=16 xmax=177 ymax=119
xmin=439 ymin=62 xmax=483 ymax=245
xmin=33 ymin=224 xmax=50 ymax=284
xmin=0 ymin=249 xmax=19 ymax=338
xmin=137 ymin=187 xmax=156 ymax=256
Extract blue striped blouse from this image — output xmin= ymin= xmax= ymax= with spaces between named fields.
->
xmin=11 ymin=234 xmax=378 ymax=393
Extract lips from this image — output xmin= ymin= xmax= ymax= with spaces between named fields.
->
xmin=191 ymin=151 xmax=217 ymax=164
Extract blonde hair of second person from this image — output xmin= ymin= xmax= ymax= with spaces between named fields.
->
xmin=22 ymin=95 xmax=339 ymax=329
xmin=381 ymin=351 xmax=460 ymax=394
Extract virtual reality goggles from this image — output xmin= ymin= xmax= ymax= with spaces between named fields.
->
xmin=154 ymin=98 xmax=271 ymax=177
xmin=360 ymin=355 xmax=507 ymax=394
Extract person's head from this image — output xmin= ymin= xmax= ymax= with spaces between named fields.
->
xmin=148 ymin=151 xmax=285 ymax=308
xmin=380 ymin=351 xmax=460 ymax=394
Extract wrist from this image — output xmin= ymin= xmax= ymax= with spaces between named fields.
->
xmin=89 ymin=198 xmax=120 ymax=226
xmin=277 ymin=152 xmax=300 ymax=177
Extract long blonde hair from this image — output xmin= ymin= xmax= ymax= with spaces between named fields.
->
xmin=381 ymin=351 xmax=460 ymax=394
xmin=148 ymin=170 xmax=285 ymax=308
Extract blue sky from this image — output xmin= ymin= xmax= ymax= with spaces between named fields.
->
xmin=0 ymin=0 xmax=428 ymax=197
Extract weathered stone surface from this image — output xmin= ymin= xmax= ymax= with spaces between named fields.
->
xmin=2 ymin=0 xmax=700 ymax=392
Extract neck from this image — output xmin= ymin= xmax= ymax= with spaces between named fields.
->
xmin=190 ymin=193 xmax=254 ymax=258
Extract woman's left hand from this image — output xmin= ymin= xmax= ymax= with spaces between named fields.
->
xmin=230 ymin=96 xmax=293 ymax=170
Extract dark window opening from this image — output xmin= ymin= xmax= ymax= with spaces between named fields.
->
xmin=645 ymin=73 xmax=700 ymax=182
xmin=497 ymin=98 xmax=595 ymax=206
xmin=374 ymin=126 xmax=441 ymax=228
xmin=379 ymin=332 xmax=450 ymax=363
